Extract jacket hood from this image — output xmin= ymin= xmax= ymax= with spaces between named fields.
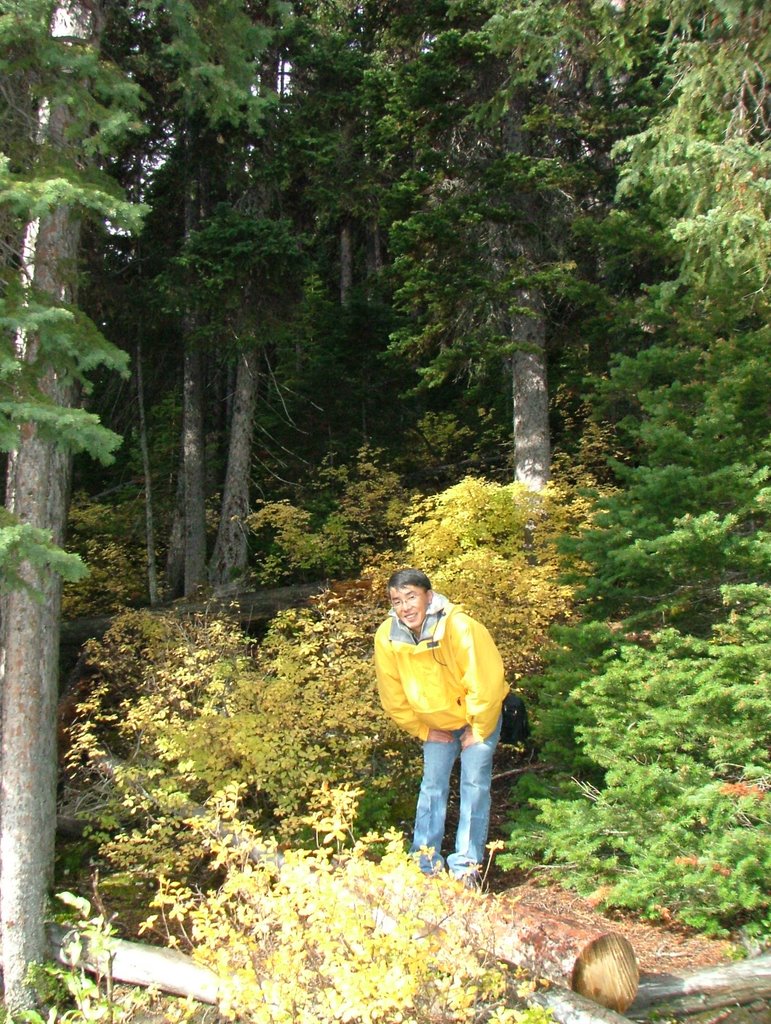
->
xmin=387 ymin=591 xmax=454 ymax=643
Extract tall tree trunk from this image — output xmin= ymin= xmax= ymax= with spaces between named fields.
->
xmin=135 ymin=342 xmax=158 ymax=606
xmin=0 ymin=5 xmax=94 ymax=1009
xmin=180 ymin=141 xmax=207 ymax=597
xmin=365 ymin=217 xmax=383 ymax=279
xmin=488 ymin=226 xmax=551 ymax=490
xmin=183 ymin=343 xmax=207 ymax=595
xmin=208 ymin=347 xmax=259 ymax=587
xmin=164 ymin=458 xmax=185 ymax=599
xmin=501 ymin=95 xmax=551 ymax=492
xmin=1 ymin=421 xmax=70 ymax=1012
xmin=340 ymin=221 xmax=353 ymax=304
xmin=511 ymin=288 xmax=550 ymax=491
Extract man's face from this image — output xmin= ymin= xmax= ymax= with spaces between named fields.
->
xmin=389 ymin=585 xmax=433 ymax=634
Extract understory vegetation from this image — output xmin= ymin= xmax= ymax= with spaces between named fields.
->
xmin=59 ymin=471 xmax=770 ymax=995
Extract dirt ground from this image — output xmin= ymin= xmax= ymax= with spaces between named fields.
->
xmin=485 ymin=873 xmax=735 ymax=977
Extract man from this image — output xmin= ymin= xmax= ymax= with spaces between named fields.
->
xmin=374 ymin=568 xmax=508 ymax=885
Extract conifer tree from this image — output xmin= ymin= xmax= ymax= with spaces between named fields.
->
xmin=503 ymin=0 xmax=771 ymax=931
xmin=369 ymin=0 xmax=642 ymax=489
xmin=100 ymin=0 xmax=291 ymax=594
xmin=0 ymin=0 xmax=141 ymax=1009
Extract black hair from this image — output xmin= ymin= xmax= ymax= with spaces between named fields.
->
xmin=387 ymin=568 xmax=432 ymax=592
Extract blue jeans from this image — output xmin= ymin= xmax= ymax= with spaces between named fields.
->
xmin=410 ymin=714 xmax=502 ymax=879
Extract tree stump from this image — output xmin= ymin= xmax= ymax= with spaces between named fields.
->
xmin=479 ymin=895 xmax=639 ymax=1011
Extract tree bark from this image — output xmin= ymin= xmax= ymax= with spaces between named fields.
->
xmin=182 ymin=343 xmax=207 ymax=596
xmin=471 ymin=893 xmax=638 ymax=1011
xmin=365 ymin=217 xmax=383 ymax=279
xmin=46 ymin=923 xmax=220 ymax=1004
xmin=505 ymin=98 xmax=551 ymax=491
xmin=1 ymin=438 xmax=69 ymax=1011
xmin=0 ymin=4 xmax=92 ymax=1010
xmin=528 ymin=984 xmax=636 ymax=1024
xmin=340 ymin=220 xmax=353 ymax=304
xmin=180 ymin=132 xmax=207 ymax=597
xmin=208 ymin=347 xmax=259 ymax=586
xmin=629 ymin=953 xmax=771 ymax=1018
xmin=164 ymin=453 xmax=186 ymax=599
xmin=135 ymin=341 xmax=158 ymax=606
xmin=511 ymin=288 xmax=550 ymax=491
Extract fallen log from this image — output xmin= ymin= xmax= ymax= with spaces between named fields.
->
xmin=43 ymin=914 xmax=770 ymax=1024
xmin=59 ymin=742 xmax=639 ymax=1014
xmin=57 ymin=789 xmax=639 ymax=1014
xmin=628 ymin=953 xmax=771 ymax=1018
xmin=59 ymin=581 xmax=325 ymax=649
xmin=214 ymin=580 xmax=325 ymax=626
xmin=338 ymin=862 xmax=637 ymax=1012
xmin=529 ymin=983 xmax=638 ymax=1024
xmin=46 ymin=922 xmax=220 ymax=1004
xmin=476 ymin=893 xmax=639 ymax=1012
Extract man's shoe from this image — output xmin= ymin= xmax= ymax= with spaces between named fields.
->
xmin=459 ymin=871 xmax=482 ymax=890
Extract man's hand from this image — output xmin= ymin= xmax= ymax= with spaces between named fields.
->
xmin=460 ymin=726 xmax=478 ymax=749
xmin=425 ymin=727 xmax=479 ymax=746
xmin=427 ymin=728 xmax=454 ymax=743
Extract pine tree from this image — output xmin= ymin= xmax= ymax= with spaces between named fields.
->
xmin=503 ymin=0 xmax=771 ymax=932
xmin=0 ymin=0 xmax=141 ymax=1009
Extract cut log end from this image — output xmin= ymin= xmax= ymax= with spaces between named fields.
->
xmin=487 ymin=897 xmax=641 ymax=1012
xmin=571 ymin=932 xmax=640 ymax=1012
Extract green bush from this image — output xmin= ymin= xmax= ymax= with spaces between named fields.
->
xmin=502 ymin=585 xmax=771 ymax=934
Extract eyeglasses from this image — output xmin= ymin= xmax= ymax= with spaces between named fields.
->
xmin=390 ymin=589 xmax=424 ymax=611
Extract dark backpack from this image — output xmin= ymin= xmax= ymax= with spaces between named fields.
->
xmin=500 ymin=693 xmax=530 ymax=745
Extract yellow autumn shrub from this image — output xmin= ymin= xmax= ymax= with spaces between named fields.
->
xmin=64 ymin=590 xmax=419 ymax=885
xmin=63 ymin=494 xmax=149 ymax=618
xmin=142 ymin=783 xmax=547 ymax=1024
xmin=247 ymin=445 xmax=412 ymax=582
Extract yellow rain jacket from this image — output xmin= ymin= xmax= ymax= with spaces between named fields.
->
xmin=374 ymin=593 xmax=508 ymax=742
